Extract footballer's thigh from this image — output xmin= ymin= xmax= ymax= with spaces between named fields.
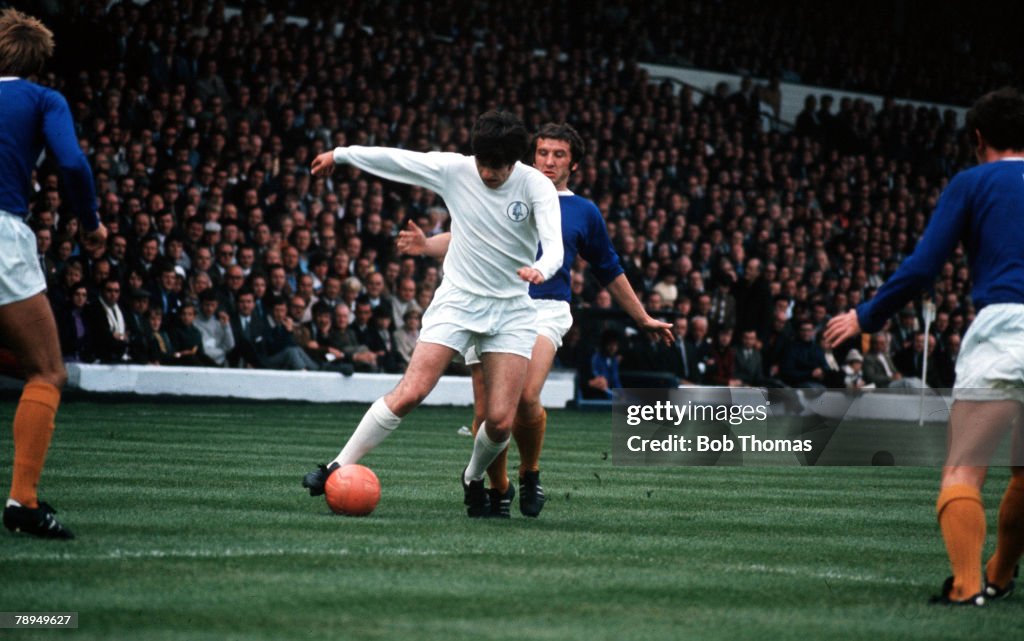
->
xmin=0 ymin=293 xmax=65 ymax=388
xmin=385 ymin=341 xmax=457 ymax=416
xmin=941 ymin=399 xmax=1022 ymax=489
xmin=518 ymin=336 xmax=558 ymax=422
xmin=480 ymin=351 xmax=530 ymax=437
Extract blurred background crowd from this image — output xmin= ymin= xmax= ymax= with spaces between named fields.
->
xmin=6 ymin=0 xmax=1016 ymax=395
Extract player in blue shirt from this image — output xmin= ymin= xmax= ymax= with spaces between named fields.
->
xmin=400 ymin=123 xmax=672 ymax=517
xmin=825 ymin=87 xmax=1024 ymax=606
xmin=0 ymin=9 xmax=107 ymax=539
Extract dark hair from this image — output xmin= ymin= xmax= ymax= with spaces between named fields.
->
xmin=532 ymin=122 xmax=585 ymax=166
xmin=471 ymin=110 xmax=528 ymax=168
xmin=965 ymin=87 xmax=1024 ymax=151
xmin=198 ymin=289 xmax=218 ymax=303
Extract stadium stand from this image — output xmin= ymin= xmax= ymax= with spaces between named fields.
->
xmin=9 ymin=0 xmax=1008 ymax=400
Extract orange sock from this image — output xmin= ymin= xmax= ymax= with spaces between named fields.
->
xmin=472 ymin=419 xmax=508 ymax=493
xmin=936 ymin=484 xmax=986 ymax=599
xmin=514 ymin=409 xmax=546 ymax=478
xmin=9 ymin=381 xmax=60 ymax=509
xmin=985 ymin=472 xmax=1024 ymax=589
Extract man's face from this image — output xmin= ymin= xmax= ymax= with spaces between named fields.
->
xmin=237 ymin=294 xmax=255 ymax=316
xmin=475 ymin=160 xmax=514 ymax=189
xmin=334 ymin=307 xmax=350 ymax=330
xmin=356 ymin=304 xmax=372 ymax=326
xmin=534 ymin=138 xmax=573 ymax=189
xmin=201 ymin=299 xmax=218 ymax=317
xmin=397 ymin=279 xmax=415 ymax=302
xmin=102 ymin=281 xmax=121 ymax=306
xmin=673 ymin=319 xmax=688 ymax=339
xmin=180 ymin=306 xmax=196 ymax=325
xmin=366 ymin=274 xmax=385 ymax=297
xmin=272 ymin=303 xmax=288 ymax=323
xmin=742 ymin=331 xmax=757 ymax=349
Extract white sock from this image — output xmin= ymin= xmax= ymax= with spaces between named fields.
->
xmin=332 ymin=398 xmax=402 ymax=467
xmin=463 ymin=422 xmax=509 ymax=484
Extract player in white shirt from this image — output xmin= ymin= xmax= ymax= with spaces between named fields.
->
xmin=303 ymin=111 xmax=563 ymax=516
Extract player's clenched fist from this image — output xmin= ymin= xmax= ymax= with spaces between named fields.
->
xmin=397 ymin=220 xmax=427 ymax=256
xmin=311 ymin=151 xmax=336 ymax=177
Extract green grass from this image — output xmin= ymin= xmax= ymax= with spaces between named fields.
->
xmin=0 ymin=400 xmax=1019 ymax=640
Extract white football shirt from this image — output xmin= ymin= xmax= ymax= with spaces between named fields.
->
xmin=333 ymin=146 xmax=563 ymax=299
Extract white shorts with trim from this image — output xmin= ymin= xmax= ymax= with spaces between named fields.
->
xmin=954 ymin=303 xmax=1024 ymax=401
xmin=419 ymin=280 xmax=538 ymax=360
xmin=464 ymin=298 xmax=571 ymax=365
xmin=0 ymin=210 xmax=47 ymax=306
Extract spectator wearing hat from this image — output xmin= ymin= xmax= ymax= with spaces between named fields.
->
xmin=842 ymin=349 xmax=873 ymax=390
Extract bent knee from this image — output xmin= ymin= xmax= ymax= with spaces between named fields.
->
xmin=28 ymin=367 xmax=67 ymax=391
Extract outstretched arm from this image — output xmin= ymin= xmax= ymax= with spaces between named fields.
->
xmin=606 ymin=275 xmax=673 ymax=344
xmin=396 ymin=220 xmax=450 ymax=258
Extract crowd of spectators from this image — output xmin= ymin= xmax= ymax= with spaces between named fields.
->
xmin=9 ymin=0 xmax=996 ymax=392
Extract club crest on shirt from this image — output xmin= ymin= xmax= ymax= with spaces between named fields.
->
xmin=506 ymin=201 xmax=530 ymax=222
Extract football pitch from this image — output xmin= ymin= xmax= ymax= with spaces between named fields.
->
xmin=0 ymin=400 xmax=1019 ymax=640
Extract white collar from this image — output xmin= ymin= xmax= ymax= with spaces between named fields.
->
xmin=557 ymin=188 xmax=574 ymax=196
xmin=0 ymin=77 xmax=21 ymax=82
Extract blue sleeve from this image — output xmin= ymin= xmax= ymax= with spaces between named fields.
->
xmin=856 ymin=173 xmax=970 ymax=332
xmin=41 ymin=90 xmax=99 ymax=231
xmin=578 ymin=202 xmax=624 ymax=286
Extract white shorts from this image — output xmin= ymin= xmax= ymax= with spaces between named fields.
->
xmin=464 ymin=298 xmax=572 ymax=365
xmin=419 ymin=280 xmax=538 ymax=360
xmin=954 ymin=303 xmax=1024 ymax=401
xmin=0 ymin=210 xmax=47 ymax=306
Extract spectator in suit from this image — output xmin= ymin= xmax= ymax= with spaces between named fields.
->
xmin=261 ymin=297 xmax=321 ymax=371
xmin=895 ymin=331 xmax=940 ymax=388
xmin=330 ymin=304 xmax=379 ymax=372
xmin=863 ymin=332 xmax=924 ymax=389
xmin=150 ymin=262 xmax=182 ymax=320
xmin=56 ymin=283 xmax=91 ymax=362
xmin=779 ymin=320 xmax=828 ymax=388
xmin=125 ymin=287 xmax=152 ymax=363
xmin=228 ymin=289 xmax=268 ymax=368
xmin=667 ymin=316 xmax=701 ymax=385
xmin=733 ymin=329 xmax=766 ymax=386
xmin=84 ymin=277 xmax=130 ymax=363
xmin=169 ymin=301 xmax=217 ymax=366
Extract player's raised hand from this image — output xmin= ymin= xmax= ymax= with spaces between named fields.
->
xmin=310 ymin=151 xmax=337 ymax=177
xmin=397 ymin=220 xmax=427 ymax=256
xmin=81 ymin=222 xmax=108 ymax=257
xmin=638 ymin=315 xmax=674 ymax=345
xmin=517 ymin=266 xmax=545 ymax=285
xmin=823 ymin=309 xmax=861 ymax=348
